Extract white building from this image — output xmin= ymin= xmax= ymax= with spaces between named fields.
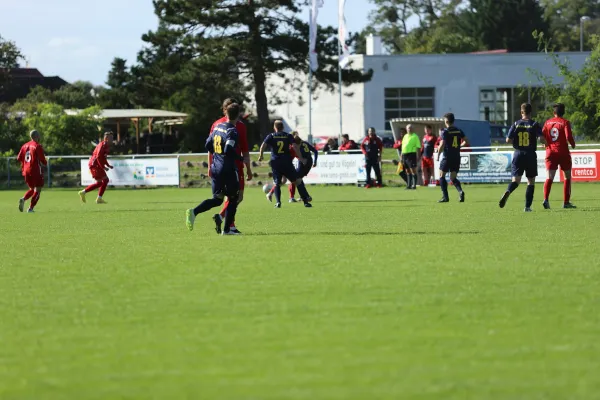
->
xmin=266 ymin=37 xmax=590 ymax=142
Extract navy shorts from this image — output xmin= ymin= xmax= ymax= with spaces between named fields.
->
xmin=296 ymin=160 xmax=312 ymax=178
xmin=440 ymin=155 xmax=460 ymax=173
xmin=212 ymin=170 xmax=240 ymax=198
xmin=512 ymin=151 xmax=538 ymax=178
xmin=271 ymin=159 xmax=298 ymax=185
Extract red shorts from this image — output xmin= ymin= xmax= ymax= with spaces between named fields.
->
xmin=545 ymin=152 xmax=572 ymax=171
xmin=237 ymin=166 xmax=245 ymax=191
xmin=25 ymin=174 xmax=44 ymax=188
xmin=421 ymin=156 xmax=434 ymax=169
xmin=90 ymin=166 xmax=108 ymax=181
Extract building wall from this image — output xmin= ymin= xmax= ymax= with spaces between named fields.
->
xmin=265 ymin=52 xmax=589 ymax=142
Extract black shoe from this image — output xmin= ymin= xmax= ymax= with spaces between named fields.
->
xmin=230 ymin=226 xmax=241 ymax=234
xmin=438 ymin=197 xmax=449 ymax=203
xmin=542 ymin=200 xmax=550 ymax=210
xmin=499 ymin=191 xmax=510 ymax=208
xmin=459 ymin=191 xmax=465 ymax=203
xmin=304 ymin=202 xmax=312 ymax=208
xmin=275 ymin=203 xmax=281 ymax=208
xmin=212 ymin=214 xmax=222 ymax=234
xmin=563 ymin=202 xmax=577 ymax=209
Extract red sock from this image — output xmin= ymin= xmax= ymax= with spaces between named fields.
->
xmin=23 ymin=189 xmax=34 ymax=200
xmin=543 ymin=179 xmax=553 ymax=200
xmin=98 ymin=180 xmax=108 ymax=197
xmin=220 ymin=199 xmax=229 ymax=218
xmin=269 ymin=186 xmax=276 ymax=194
xmin=289 ymin=183 xmax=296 ymax=198
xmin=85 ymin=182 xmax=102 ymax=193
xmin=563 ymin=179 xmax=571 ymax=204
xmin=30 ymin=191 xmax=41 ymax=209
xmin=423 ymin=179 xmax=430 ymax=186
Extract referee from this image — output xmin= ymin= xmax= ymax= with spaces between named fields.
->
xmin=401 ymin=124 xmax=421 ymax=189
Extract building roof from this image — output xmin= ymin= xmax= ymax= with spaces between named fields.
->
xmin=65 ymin=109 xmax=188 ymax=119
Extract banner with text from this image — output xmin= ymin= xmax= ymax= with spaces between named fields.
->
xmin=433 ymin=151 xmax=560 ymax=183
xmin=81 ymin=158 xmax=179 ymax=186
xmin=298 ymin=154 xmax=376 ymax=184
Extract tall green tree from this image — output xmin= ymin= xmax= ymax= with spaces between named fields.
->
xmin=462 ymin=0 xmax=549 ymax=52
xmin=148 ymin=0 xmax=371 ymax=138
xmin=531 ymin=35 xmax=600 ymax=139
xmin=54 ymin=81 xmax=102 ymax=109
xmin=99 ymin=58 xmax=134 ymax=109
xmin=0 ymin=35 xmax=24 ymax=100
xmin=542 ymin=0 xmax=600 ymax=51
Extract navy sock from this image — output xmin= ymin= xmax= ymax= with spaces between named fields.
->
xmin=452 ymin=178 xmax=463 ymax=193
xmin=440 ymin=177 xmax=449 ymax=199
xmin=526 ymin=184 xmax=535 ymax=208
xmin=399 ymin=170 xmax=408 ymax=184
xmin=224 ymin=196 xmax=238 ymax=231
xmin=274 ymin=184 xmax=281 ymax=203
xmin=507 ymin=181 xmax=519 ymax=193
xmin=194 ymin=197 xmax=223 ymax=216
xmin=296 ymin=182 xmax=310 ymax=201
xmin=412 ymin=174 xmax=418 ymax=187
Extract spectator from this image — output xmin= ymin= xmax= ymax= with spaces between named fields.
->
xmin=323 ymin=137 xmax=338 ymax=154
xmin=421 ymin=125 xmax=436 ymax=186
xmin=339 ymin=134 xmax=358 ymax=151
xmin=361 ymin=127 xmax=383 ymax=188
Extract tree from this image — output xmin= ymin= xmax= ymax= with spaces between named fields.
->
xmin=531 ymin=35 xmax=600 ymax=139
xmin=54 ymin=81 xmax=101 ymax=109
xmin=20 ymin=103 xmax=103 ymax=154
xmin=0 ymin=35 xmax=24 ymax=99
xmin=99 ymin=58 xmax=134 ymax=109
xmin=541 ymin=0 xmax=600 ymax=51
xmin=148 ymin=0 xmax=371 ymax=138
xmin=461 ymin=0 xmax=549 ymax=52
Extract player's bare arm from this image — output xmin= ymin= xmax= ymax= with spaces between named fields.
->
xmin=243 ymin=152 xmax=252 ymax=181
xmin=436 ymin=140 xmax=445 ymax=161
xmin=258 ymin=143 xmax=267 ymax=162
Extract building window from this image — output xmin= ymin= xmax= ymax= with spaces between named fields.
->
xmin=384 ymin=87 xmax=435 ymax=130
xmin=480 ymin=87 xmax=546 ymax=126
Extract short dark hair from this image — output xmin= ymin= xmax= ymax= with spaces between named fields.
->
xmin=274 ymin=120 xmax=284 ymax=131
xmin=521 ymin=103 xmax=532 ymax=115
xmin=444 ymin=113 xmax=455 ymax=124
xmin=222 ymin=98 xmax=238 ymax=113
xmin=225 ymin=103 xmax=240 ymax=120
xmin=425 ymin=125 xmax=433 ymax=130
xmin=342 ymin=134 xmax=349 ymax=140
xmin=553 ymin=103 xmax=565 ymax=117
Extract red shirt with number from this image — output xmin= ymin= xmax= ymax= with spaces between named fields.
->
xmin=543 ymin=117 xmax=575 ymax=155
xmin=17 ymin=140 xmax=47 ymax=177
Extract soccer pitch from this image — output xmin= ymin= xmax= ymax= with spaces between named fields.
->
xmin=1 ymin=185 xmax=599 ymax=399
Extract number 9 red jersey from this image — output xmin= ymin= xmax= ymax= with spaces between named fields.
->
xmin=542 ymin=117 xmax=576 ymax=155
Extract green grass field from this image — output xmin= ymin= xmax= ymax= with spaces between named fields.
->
xmin=1 ymin=184 xmax=599 ymax=399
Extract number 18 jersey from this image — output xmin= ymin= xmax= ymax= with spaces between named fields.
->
xmin=508 ymin=118 xmax=542 ymax=152
xmin=543 ymin=117 xmax=575 ymax=155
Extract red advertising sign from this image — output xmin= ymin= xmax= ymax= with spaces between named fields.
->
xmin=570 ymin=152 xmax=598 ymax=181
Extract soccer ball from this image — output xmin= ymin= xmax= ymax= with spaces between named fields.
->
xmin=262 ymin=183 xmax=273 ymax=193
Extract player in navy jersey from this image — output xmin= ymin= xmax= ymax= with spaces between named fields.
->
xmin=436 ymin=113 xmax=469 ymax=203
xmin=289 ymin=133 xmax=318 ymax=202
xmin=186 ymin=103 xmax=243 ymax=235
xmin=258 ymin=121 xmax=312 ymax=208
xmin=499 ymin=103 xmax=545 ymax=212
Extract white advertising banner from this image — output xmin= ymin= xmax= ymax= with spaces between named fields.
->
xmin=433 ymin=151 xmax=560 ymax=183
xmin=81 ymin=158 xmax=179 ymax=186
xmin=293 ymin=154 xmax=378 ymax=184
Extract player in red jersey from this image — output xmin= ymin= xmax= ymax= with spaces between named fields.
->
xmin=79 ymin=132 xmax=114 ymax=204
xmin=421 ymin=125 xmax=437 ymax=186
xmin=17 ymin=130 xmax=47 ymax=213
xmin=209 ymin=98 xmax=253 ymax=234
xmin=542 ymin=103 xmax=576 ymax=209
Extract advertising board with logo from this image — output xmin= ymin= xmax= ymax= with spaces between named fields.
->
xmin=81 ymin=158 xmax=179 ymax=186
xmin=569 ymin=152 xmax=598 ymax=181
xmin=298 ymin=154 xmax=367 ymax=184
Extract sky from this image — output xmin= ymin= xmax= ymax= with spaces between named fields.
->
xmin=0 ymin=0 xmax=376 ymax=86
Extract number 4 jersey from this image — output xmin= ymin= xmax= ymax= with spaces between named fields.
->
xmin=17 ymin=140 xmax=47 ymax=177
xmin=543 ymin=117 xmax=575 ymax=155
xmin=508 ymin=119 xmax=542 ymax=152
